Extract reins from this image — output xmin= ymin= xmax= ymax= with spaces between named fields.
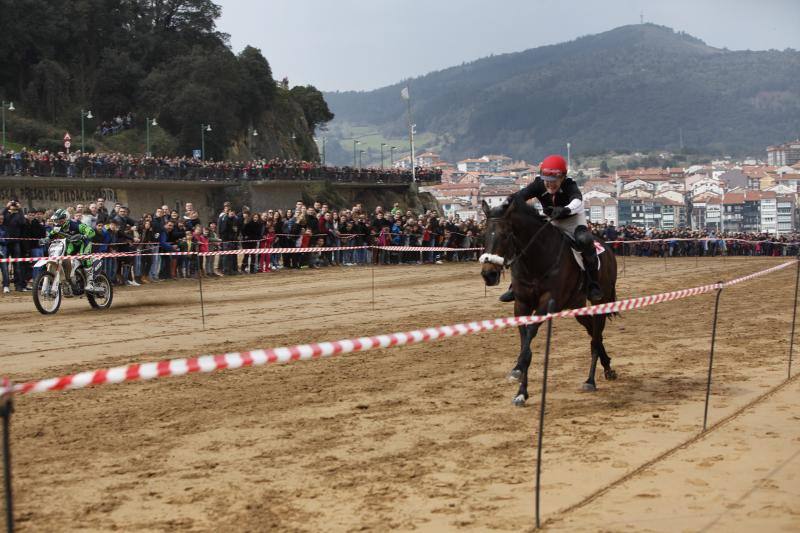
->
xmin=500 ymin=211 xmax=567 ymax=282
xmin=505 ymin=221 xmax=550 ymax=268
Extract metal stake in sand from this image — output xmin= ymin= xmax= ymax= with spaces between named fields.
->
xmin=788 ymin=258 xmax=800 ymax=379
xmin=371 ymin=259 xmax=376 ymax=311
xmin=196 ymin=255 xmax=206 ymax=329
xmin=535 ymin=299 xmax=556 ymax=529
xmin=703 ymin=283 xmax=723 ymax=431
xmin=1 ymin=379 xmax=13 ymax=533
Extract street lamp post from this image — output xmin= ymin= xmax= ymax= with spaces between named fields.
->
xmin=80 ymin=109 xmax=93 ymax=152
xmin=566 ymin=142 xmax=571 ymax=173
xmin=200 ymin=123 xmax=212 ymax=160
xmin=390 ymin=146 xmax=396 ymax=166
xmin=146 ymin=117 xmax=158 ymax=157
xmin=249 ymin=127 xmax=259 ymax=156
xmin=410 ymin=124 xmax=417 ymax=182
xmin=314 ymin=136 xmax=327 ymax=165
xmin=380 ymin=143 xmax=386 ymax=169
xmin=1 ymin=101 xmax=14 ymax=151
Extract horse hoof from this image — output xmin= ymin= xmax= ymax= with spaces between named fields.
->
xmin=582 ymin=382 xmax=597 ymax=392
xmin=512 ymin=394 xmax=527 ymax=407
xmin=507 ymin=369 xmax=522 ymax=383
xmin=604 ymin=369 xmax=618 ymax=380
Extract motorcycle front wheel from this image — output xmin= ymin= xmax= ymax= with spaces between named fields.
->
xmin=33 ymin=272 xmax=62 ymax=315
xmin=87 ymin=273 xmax=113 ymax=310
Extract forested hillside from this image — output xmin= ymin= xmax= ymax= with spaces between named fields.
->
xmin=324 ymin=24 xmax=800 ymax=163
xmin=0 ymin=0 xmax=333 ymax=159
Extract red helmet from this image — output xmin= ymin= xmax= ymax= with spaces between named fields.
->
xmin=540 ymin=154 xmax=567 ymax=179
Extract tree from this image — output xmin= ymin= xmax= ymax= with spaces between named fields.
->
xmin=141 ymin=47 xmax=245 ymax=158
xmin=24 ymin=59 xmax=70 ymax=124
xmin=289 ymin=85 xmax=334 ymax=132
xmin=237 ymin=46 xmax=276 ymax=121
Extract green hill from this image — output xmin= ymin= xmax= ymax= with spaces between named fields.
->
xmin=324 ymin=24 xmax=800 ymax=164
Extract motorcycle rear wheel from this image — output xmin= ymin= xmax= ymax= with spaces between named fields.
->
xmin=33 ymin=272 xmax=62 ymax=315
xmin=87 ymin=273 xmax=113 ymax=310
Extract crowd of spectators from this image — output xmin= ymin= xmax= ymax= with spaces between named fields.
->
xmin=0 ymin=148 xmax=442 ymax=184
xmin=97 ymin=113 xmax=134 ymax=136
xmin=0 ymin=198 xmax=480 ymax=293
xmin=590 ymin=222 xmax=800 ymax=257
xmin=1 ymin=195 xmax=796 ymax=294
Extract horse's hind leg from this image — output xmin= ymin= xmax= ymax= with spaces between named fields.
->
xmin=576 ymin=315 xmax=615 ymax=391
xmin=597 ymin=341 xmax=617 ymax=381
xmin=592 ymin=315 xmax=617 ymax=380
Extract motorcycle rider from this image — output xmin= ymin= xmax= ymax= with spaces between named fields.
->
xmin=47 ymin=208 xmax=98 ymax=291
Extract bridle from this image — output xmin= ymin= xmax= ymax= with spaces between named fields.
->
xmin=480 ymin=210 xmax=566 ymax=279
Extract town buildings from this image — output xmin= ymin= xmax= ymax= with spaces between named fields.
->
xmin=422 ymin=149 xmax=798 ymax=234
xmin=767 ymin=140 xmax=800 ymax=166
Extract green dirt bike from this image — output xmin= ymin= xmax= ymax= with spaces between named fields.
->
xmin=32 ymin=237 xmax=113 ymax=315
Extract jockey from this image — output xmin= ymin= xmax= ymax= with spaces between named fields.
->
xmin=498 ymin=154 xmax=603 ymax=304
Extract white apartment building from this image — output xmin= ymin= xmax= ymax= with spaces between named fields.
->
xmin=776 ymin=196 xmax=795 ymax=235
xmin=760 ymin=197 xmax=777 ymax=234
xmin=585 ymin=197 xmax=618 ymax=226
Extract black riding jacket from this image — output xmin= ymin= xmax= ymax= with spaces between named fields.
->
xmin=518 ymin=176 xmax=583 ymax=218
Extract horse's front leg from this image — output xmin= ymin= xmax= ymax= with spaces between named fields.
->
xmin=509 ymin=323 xmax=531 ymax=382
xmin=511 ymin=323 xmax=540 ymax=406
xmin=509 ymin=299 xmax=533 ymax=382
xmin=584 ymin=345 xmax=600 ymax=391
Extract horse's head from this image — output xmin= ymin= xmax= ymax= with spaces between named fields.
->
xmin=479 ymin=199 xmax=515 ymax=286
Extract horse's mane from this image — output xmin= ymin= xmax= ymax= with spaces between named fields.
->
xmin=488 ymin=199 xmax=548 ymax=223
xmin=489 ymin=200 xmax=608 ymax=244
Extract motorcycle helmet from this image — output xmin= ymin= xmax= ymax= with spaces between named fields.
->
xmin=51 ymin=208 xmax=69 ymax=230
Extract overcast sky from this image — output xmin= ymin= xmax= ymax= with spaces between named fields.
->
xmin=215 ymin=0 xmax=800 ymax=92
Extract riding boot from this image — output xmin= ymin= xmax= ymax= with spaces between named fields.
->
xmin=85 ymin=265 xmax=96 ymax=293
xmin=583 ymin=252 xmax=603 ymax=303
xmin=499 ymin=283 xmax=515 ymax=302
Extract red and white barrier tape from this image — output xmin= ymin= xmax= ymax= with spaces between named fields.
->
xmin=373 ymin=246 xmax=483 ymax=252
xmin=606 ymin=237 xmax=799 ymax=246
xmin=1 ymin=260 xmax=793 ymax=398
xmin=0 ymin=245 xmax=482 ymax=263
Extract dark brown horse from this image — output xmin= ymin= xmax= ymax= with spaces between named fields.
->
xmin=480 ymin=198 xmax=619 ymax=406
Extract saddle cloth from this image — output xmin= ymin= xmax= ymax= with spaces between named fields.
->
xmin=570 ymin=239 xmax=605 ymax=271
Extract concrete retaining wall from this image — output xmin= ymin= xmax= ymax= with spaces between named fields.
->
xmin=0 ymin=177 xmax=436 ymax=220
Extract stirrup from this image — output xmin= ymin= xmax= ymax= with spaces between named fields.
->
xmin=499 ymin=289 xmax=515 ymax=302
xmin=588 ymin=283 xmax=603 ymax=304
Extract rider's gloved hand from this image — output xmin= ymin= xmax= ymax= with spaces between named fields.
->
xmin=503 ymin=193 xmax=517 ymax=208
xmin=550 ymin=206 xmax=570 ymax=219
xmin=68 ymin=234 xmax=84 ymax=244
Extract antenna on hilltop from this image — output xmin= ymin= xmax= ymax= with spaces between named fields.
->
xmin=640 ymin=10 xmax=644 ymax=24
